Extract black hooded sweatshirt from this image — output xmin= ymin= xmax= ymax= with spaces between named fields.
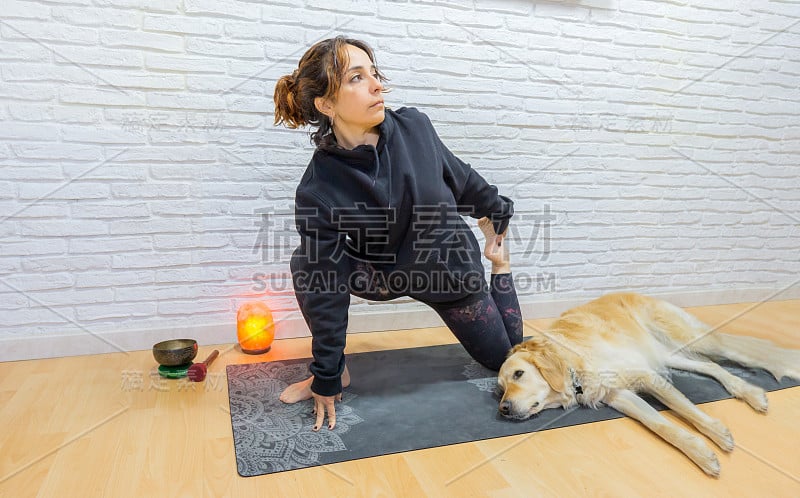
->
xmin=291 ymin=106 xmax=514 ymax=396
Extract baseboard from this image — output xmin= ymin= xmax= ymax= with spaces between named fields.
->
xmin=2 ymin=285 xmax=799 ymax=362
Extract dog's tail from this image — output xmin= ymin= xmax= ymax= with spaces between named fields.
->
xmin=692 ymin=332 xmax=800 ymax=382
xmin=649 ymin=299 xmax=800 ymax=381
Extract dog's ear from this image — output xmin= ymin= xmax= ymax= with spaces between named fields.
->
xmin=509 ymin=334 xmax=569 ymax=392
xmin=507 ymin=333 xmax=549 ymax=357
xmin=528 ymin=343 xmax=569 ymax=393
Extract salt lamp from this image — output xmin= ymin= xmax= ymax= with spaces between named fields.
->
xmin=236 ymin=301 xmax=275 ymax=354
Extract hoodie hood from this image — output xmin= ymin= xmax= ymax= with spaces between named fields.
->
xmin=314 ymin=109 xmax=395 ymax=182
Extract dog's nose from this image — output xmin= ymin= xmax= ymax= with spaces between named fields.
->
xmin=499 ymin=401 xmax=511 ymax=415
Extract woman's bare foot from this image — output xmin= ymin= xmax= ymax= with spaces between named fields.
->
xmin=279 ymin=365 xmax=351 ymax=404
xmin=478 ymin=217 xmax=510 ymax=273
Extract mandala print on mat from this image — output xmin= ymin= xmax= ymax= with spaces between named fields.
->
xmin=461 ymin=359 xmax=498 ymax=393
xmin=227 ymin=361 xmax=364 ymax=476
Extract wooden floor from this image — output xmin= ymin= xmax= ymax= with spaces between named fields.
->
xmin=1 ymin=299 xmax=799 ymax=498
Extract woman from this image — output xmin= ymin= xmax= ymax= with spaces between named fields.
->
xmin=273 ymin=36 xmax=523 ymax=431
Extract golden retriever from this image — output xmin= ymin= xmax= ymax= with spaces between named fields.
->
xmin=497 ymin=292 xmax=800 ymax=477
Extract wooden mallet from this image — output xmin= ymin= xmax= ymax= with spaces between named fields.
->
xmin=187 ymin=349 xmax=219 ymax=382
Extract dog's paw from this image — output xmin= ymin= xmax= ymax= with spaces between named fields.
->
xmin=706 ymin=421 xmax=734 ymax=452
xmin=741 ymin=387 xmax=768 ymax=414
xmin=702 ymin=453 xmax=721 ymax=478
xmin=688 ymin=437 xmax=721 ymax=477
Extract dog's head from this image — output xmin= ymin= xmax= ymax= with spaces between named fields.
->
xmin=497 ymin=337 xmax=569 ymax=420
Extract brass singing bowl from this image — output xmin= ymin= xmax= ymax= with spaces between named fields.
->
xmin=152 ymin=339 xmax=198 ymax=367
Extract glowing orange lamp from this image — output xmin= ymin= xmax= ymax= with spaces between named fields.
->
xmin=236 ymin=301 xmax=275 ymax=354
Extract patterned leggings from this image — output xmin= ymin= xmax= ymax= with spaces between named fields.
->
xmin=426 ymin=273 xmax=523 ymax=370
xmin=350 ymin=261 xmax=523 ymax=371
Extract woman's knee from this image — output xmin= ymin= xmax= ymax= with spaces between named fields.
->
xmin=473 ymin=354 xmax=505 ymax=372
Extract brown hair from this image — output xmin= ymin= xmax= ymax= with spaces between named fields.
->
xmin=273 ymin=35 xmax=390 ymax=147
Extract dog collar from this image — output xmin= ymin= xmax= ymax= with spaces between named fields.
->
xmin=569 ymin=368 xmax=583 ymax=395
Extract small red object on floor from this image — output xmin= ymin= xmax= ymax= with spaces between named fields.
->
xmin=187 ymin=349 xmax=219 ymax=382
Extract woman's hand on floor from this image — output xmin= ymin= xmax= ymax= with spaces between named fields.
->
xmin=312 ymin=391 xmax=342 ymax=431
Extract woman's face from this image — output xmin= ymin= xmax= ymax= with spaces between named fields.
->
xmin=318 ymin=44 xmax=385 ymax=134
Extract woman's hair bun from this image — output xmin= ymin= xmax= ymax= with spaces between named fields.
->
xmin=273 ymin=35 xmax=390 ymax=146
xmin=273 ymin=71 xmax=305 ymax=129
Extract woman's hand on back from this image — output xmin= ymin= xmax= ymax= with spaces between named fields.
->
xmin=478 ymin=217 xmax=509 ymax=267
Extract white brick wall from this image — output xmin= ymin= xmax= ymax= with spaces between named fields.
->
xmin=1 ymin=0 xmax=799 ymax=359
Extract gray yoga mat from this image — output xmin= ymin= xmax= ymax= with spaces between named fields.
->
xmin=225 ymin=341 xmax=800 ymax=477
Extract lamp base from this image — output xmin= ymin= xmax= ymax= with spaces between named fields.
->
xmin=242 ymin=346 xmax=271 ymax=355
